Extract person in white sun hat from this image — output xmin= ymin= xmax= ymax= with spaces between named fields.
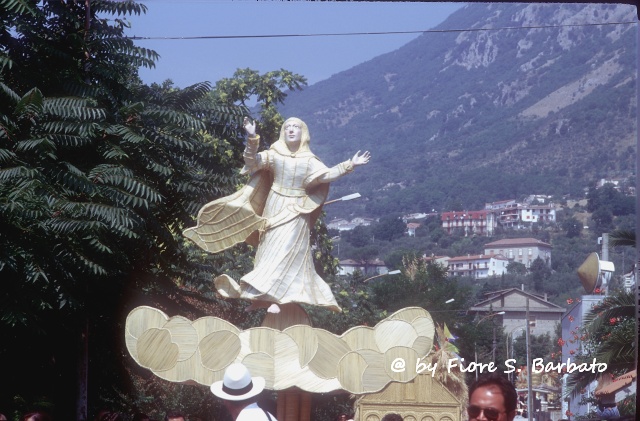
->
xmin=210 ymin=363 xmax=277 ymax=421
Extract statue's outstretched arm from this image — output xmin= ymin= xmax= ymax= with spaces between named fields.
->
xmin=241 ymin=117 xmax=264 ymax=174
xmin=310 ymin=150 xmax=371 ymax=185
xmin=351 ymin=150 xmax=371 ymax=167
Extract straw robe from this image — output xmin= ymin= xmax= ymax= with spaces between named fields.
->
xmin=184 ymin=134 xmax=354 ymax=312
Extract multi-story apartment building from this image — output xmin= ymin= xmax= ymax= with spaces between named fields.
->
xmin=483 ymin=237 xmax=552 ymax=268
xmin=440 ymin=210 xmax=495 ymax=236
xmin=441 ymin=199 xmax=557 ymax=236
xmin=497 ymin=203 xmax=557 ymax=228
xmin=447 ymin=254 xmax=510 ymax=278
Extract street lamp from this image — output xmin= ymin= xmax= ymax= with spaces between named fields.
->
xmin=506 ymin=324 xmax=533 ymax=383
xmin=525 ymin=299 xmax=533 ymax=421
xmin=324 ymin=192 xmax=361 ymax=205
xmin=474 ymin=311 xmax=505 ymax=326
xmin=507 ymin=326 xmax=527 ymax=361
xmin=363 ymin=269 xmax=401 ymax=282
xmin=473 ymin=311 xmax=505 ymax=379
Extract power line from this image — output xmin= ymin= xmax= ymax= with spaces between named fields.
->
xmin=128 ymin=20 xmax=637 ymax=41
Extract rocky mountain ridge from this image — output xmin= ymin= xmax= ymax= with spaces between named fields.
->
xmin=277 ymin=3 xmax=637 ymax=219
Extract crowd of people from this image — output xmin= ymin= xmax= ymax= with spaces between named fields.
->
xmin=3 ymin=368 xmax=633 ymax=420
xmin=0 ymin=369 xmax=512 ymax=421
xmin=0 ymin=409 xmax=187 ymax=421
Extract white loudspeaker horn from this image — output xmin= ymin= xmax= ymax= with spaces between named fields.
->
xmin=576 ymin=252 xmax=615 ymax=294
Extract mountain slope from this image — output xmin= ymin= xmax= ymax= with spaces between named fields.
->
xmin=277 ymin=3 xmax=637 ymax=218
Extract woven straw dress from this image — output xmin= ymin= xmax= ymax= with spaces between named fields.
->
xmin=184 ymin=119 xmax=354 ymax=312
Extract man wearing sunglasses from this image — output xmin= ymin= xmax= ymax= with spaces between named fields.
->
xmin=467 ymin=373 xmax=518 ymax=421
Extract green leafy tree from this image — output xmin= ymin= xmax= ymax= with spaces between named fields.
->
xmin=351 ymin=244 xmax=380 ymax=274
xmin=587 ymin=184 xmax=635 ymax=217
xmin=591 ymin=206 xmax=615 ymax=233
xmin=370 ymin=256 xmax=472 ymax=328
xmin=372 ymin=214 xmax=406 ymax=242
xmin=506 ymin=261 xmax=527 ymax=275
xmin=308 ymin=270 xmax=384 ymax=335
xmin=511 ymin=332 xmax=555 ymax=368
xmin=562 ymin=216 xmax=583 ymax=238
xmin=455 ymin=317 xmax=509 ymax=373
xmin=346 ymin=224 xmax=372 ymax=248
xmin=528 ymin=256 xmax=551 ymax=292
xmin=213 ymin=68 xmax=307 ymax=146
xmin=0 ymin=1 xmax=249 ymax=418
xmin=311 ymin=211 xmax=340 ymax=280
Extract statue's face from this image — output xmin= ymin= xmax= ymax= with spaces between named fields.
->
xmin=284 ymin=120 xmax=302 ymax=143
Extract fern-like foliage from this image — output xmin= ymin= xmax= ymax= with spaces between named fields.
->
xmin=0 ymin=0 xmax=248 ymax=327
xmin=0 ymin=0 xmax=36 ymax=14
xmin=0 ymin=1 xmax=283 ymax=416
xmin=608 ymin=229 xmax=636 ymax=248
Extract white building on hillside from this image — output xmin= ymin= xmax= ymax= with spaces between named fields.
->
xmin=441 ymin=199 xmax=557 ymax=236
xmin=327 ymin=217 xmax=375 ymax=232
xmin=338 ymin=259 xmax=389 ymax=276
xmin=447 ymin=254 xmax=509 ymax=279
xmin=483 ymin=237 xmax=552 ymax=268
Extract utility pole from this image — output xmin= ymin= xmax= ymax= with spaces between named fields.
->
xmin=492 ymin=320 xmax=497 ymax=362
xmin=526 ymin=298 xmax=532 ymax=421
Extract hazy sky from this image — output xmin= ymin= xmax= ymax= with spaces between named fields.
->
xmin=125 ymin=1 xmax=464 ymax=88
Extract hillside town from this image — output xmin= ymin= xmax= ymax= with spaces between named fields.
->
xmin=3 ymin=2 xmax=637 ymax=421
xmin=334 ymin=197 xmax=556 ymax=278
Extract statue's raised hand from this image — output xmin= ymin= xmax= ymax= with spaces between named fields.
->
xmin=243 ymin=117 xmax=257 ymax=137
xmin=352 ymin=150 xmax=371 ymax=167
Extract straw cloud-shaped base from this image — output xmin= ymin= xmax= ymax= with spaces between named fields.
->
xmin=125 ymin=306 xmax=435 ymax=394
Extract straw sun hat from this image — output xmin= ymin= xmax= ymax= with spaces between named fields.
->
xmin=210 ymin=363 xmax=266 ymax=401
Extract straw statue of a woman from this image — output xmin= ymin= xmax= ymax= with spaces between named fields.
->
xmin=184 ymin=117 xmax=370 ymax=313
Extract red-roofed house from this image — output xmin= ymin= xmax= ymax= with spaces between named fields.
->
xmin=595 ymin=370 xmax=637 ymax=403
xmin=406 ymin=222 xmax=421 ymax=237
xmin=441 ymin=200 xmax=557 ymax=236
xmin=441 ymin=210 xmax=495 ymax=236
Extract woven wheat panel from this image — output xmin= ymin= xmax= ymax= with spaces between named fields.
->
xmin=283 ymin=325 xmax=318 ymax=367
xmin=137 ymin=328 xmax=178 ymax=371
xmin=164 ymin=316 xmax=198 ymax=361
xmin=273 ymin=331 xmax=303 ymax=387
xmin=341 ymin=327 xmax=379 ymax=352
xmin=390 ymin=307 xmax=429 ymax=322
xmin=337 ymin=352 xmax=367 ymax=392
xmin=243 ymin=351 xmax=275 ymax=388
xmin=308 ymin=329 xmax=352 ymax=379
xmin=249 ymin=327 xmax=277 ymax=355
xmin=156 ymin=353 xmax=201 ymax=383
xmin=126 ymin=306 xmax=167 ymax=338
xmin=126 ymin=306 xmax=437 ymax=394
xmin=375 ymin=320 xmax=418 ymax=352
xmin=192 ymin=316 xmax=240 ymax=339
xmin=199 ymin=330 xmax=240 ymax=371
xmin=384 ymin=346 xmax=419 ymax=382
